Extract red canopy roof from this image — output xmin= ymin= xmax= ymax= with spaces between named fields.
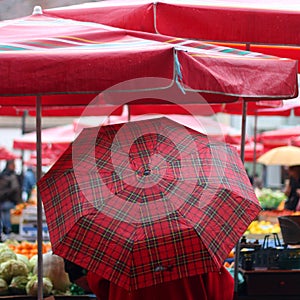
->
xmin=0 ymin=11 xmax=297 ymax=105
xmin=257 ymin=126 xmax=300 ymax=149
xmin=45 ymin=0 xmax=300 ymax=71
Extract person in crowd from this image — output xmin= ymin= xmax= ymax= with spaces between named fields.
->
xmin=0 ymin=160 xmax=21 ymax=236
xmin=284 ymin=165 xmax=300 ymax=211
xmin=246 ymin=168 xmax=253 ymax=185
xmin=22 ymin=166 xmax=36 ymax=202
xmin=64 ymin=259 xmax=234 ymax=300
xmin=252 ymin=173 xmax=263 ymax=189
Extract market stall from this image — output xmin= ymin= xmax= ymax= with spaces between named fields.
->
xmin=0 ymin=4 xmax=298 ymax=299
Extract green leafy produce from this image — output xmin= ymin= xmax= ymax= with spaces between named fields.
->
xmin=0 ymin=248 xmax=17 ymax=264
xmin=70 ymin=283 xmax=86 ymax=295
xmin=8 ymin=275 xmax=29 ymax=295
xmin=0 ymin=259 xmax=29 ymax=282
xmin=26 ymin=275 xmax=53 ymax=296
xmin=0 ymin=278 xmax=8 ymax=296
xmin=29 ymin=254 xmax=38 ymax=271
xmin=256 ymin=188 xmax=287 ymax=210
xmin=16 ymin=254 xmax=31 ymax=272
xmin=0 ymin=243 xmax=9 ymax=251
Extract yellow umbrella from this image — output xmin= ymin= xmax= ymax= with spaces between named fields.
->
xmin=257 ymin=145 xmax=300 ymax=166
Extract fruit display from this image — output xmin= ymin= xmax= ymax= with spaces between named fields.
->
xmin=6 ymin=240 xmax=51 ymax=259
xmin=244 ymin=220 xmax=281 ymax=235
xmin=10 ymin=187 xmax=38 ymax=219
xmin=0 ymin=240 xmax=82 ymax=296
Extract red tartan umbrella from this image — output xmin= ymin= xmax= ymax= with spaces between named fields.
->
xmin=38 ymin=117 xmax=260 ymax=291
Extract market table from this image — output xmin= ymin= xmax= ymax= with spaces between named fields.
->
xmin=239 ymin=268 xmax=300 ymax=299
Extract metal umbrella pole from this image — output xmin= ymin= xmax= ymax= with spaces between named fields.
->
xmin=20 ymin=110 xmax=28 ymax=177
xmin=252 ymin=113 xmax=258 ymax=179
xmin=233 ymin=99 xmax=247 ymax=299
xmin=35 ymin=96 xmax=44 ymax=300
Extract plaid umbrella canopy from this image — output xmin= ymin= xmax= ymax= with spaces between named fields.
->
xmin=38 ymin=117 xmax=260 ymax=291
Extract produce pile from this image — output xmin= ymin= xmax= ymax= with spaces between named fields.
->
xmin=7 ymin=240 xmax=51 ymax=259
xmin=0 ymin=241 xmax=85 ymax=296
xmin=244 ymin=220 xmax=281 ymax=235
xmin=255 ymin=188 xmax=287 ymax=210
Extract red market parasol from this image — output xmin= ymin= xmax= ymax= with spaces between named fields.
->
xmin=0 ymin=146 xmax=20 ymax=160
xmin=127 ymin=103 xmax=223 ymax=116
xmin=0 ymin=11 xmax=297 ymax=102
xmin=232 ymin=141 xmax=264 ymax=162
xmin=290 ymin=136 xmax=300 ymax=147
xmin=256 ymin=100 xmax=300 ymax=117
xmin=0 ymin=105 xmax=123 ymax=117
xmin=25 ymin=149 xmax=61 ymax=167
xmin=217 ymin=99 xmax=284 ymax=116
xmin=43 ymin=0 xmax=299 ymax=174
xmin=257 ymin=126 xmax=300 ymax=151
xmin=38 ymin=117 xmax=261 ymax=291
xmin=13 ymin=124 xmax=78 ymax=152
xmin=45 ymin=0 xmax=300 ymax=69
xmin=104 ymin=114 xmax=249 ymax=145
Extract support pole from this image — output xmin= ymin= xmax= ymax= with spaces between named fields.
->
xmin=252 ymin=114 xmax=258 ymax=178
xmin=36 ymin=96 xmax=43 ymax=300
xmin=233 ymin=99 xmax=247 ymax=299
xmin=20 ymin=110 xmax=28 ymax=176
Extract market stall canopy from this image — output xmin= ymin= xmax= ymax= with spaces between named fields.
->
xmin=127 ymin=100 xmax=284 ymax=117
xmin=0 ymin=105 xmax=123 ymax=117
xmin=0 ymin=146 xmax=20 ymax=160
xmin=256 ymin=101 xmax=300 ymax=117
xmin=0 ymin=9 xmax=297 ymax=104
xmin=257 ymin=145 xmax=300 ymax=166
xmin=290 ymin=136 xmax=300 ymax=147
xmin=45 ymin=0 xmax=300 ymax=70
xmin=25 ymin=149 xmax=61 ymax=167
xmin=75 ymin=114 xmax=247 ymax=145
xmin=257 ymin=126 xmax=300 ymax=150
xmin=127 ymin=103 xmax=223 ymax=116
xmin=214 ymin=99 xmax=284 ymax=115
xmin=13 ymin=124 xmax=77 ymax=152
xmin=256 ymin=85 xmax=300 ymax=116
xmin=232 ymin=141 xmax=264 ymax=162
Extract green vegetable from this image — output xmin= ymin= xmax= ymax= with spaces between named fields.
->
xmin=256 ymin=188 xmax=286 ymax=210
xmin=16 ymin=254 xmax=31 ymax=272
xmin=0 ymin=243 xmax=10 ymax=251
xmin=29 ymin=254 xmax=38 ymax=271
xmin=0 ymin=278 xmax=9 ymax=296
xmin=0 ymin=249 xmax=17 ymax=264
xmin=70 ymin=283 xmax=86 ymax=295
xmin=26 ymin=275 xmax=53 ymax=296
xmin=0 ymin=259 xmax=29 ymax=282
xmin=8 ymin=275 xmax=29 ymax=295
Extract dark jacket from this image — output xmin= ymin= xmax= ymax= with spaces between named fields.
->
xmin=0 ymin=172 xmax=21 ymax=204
